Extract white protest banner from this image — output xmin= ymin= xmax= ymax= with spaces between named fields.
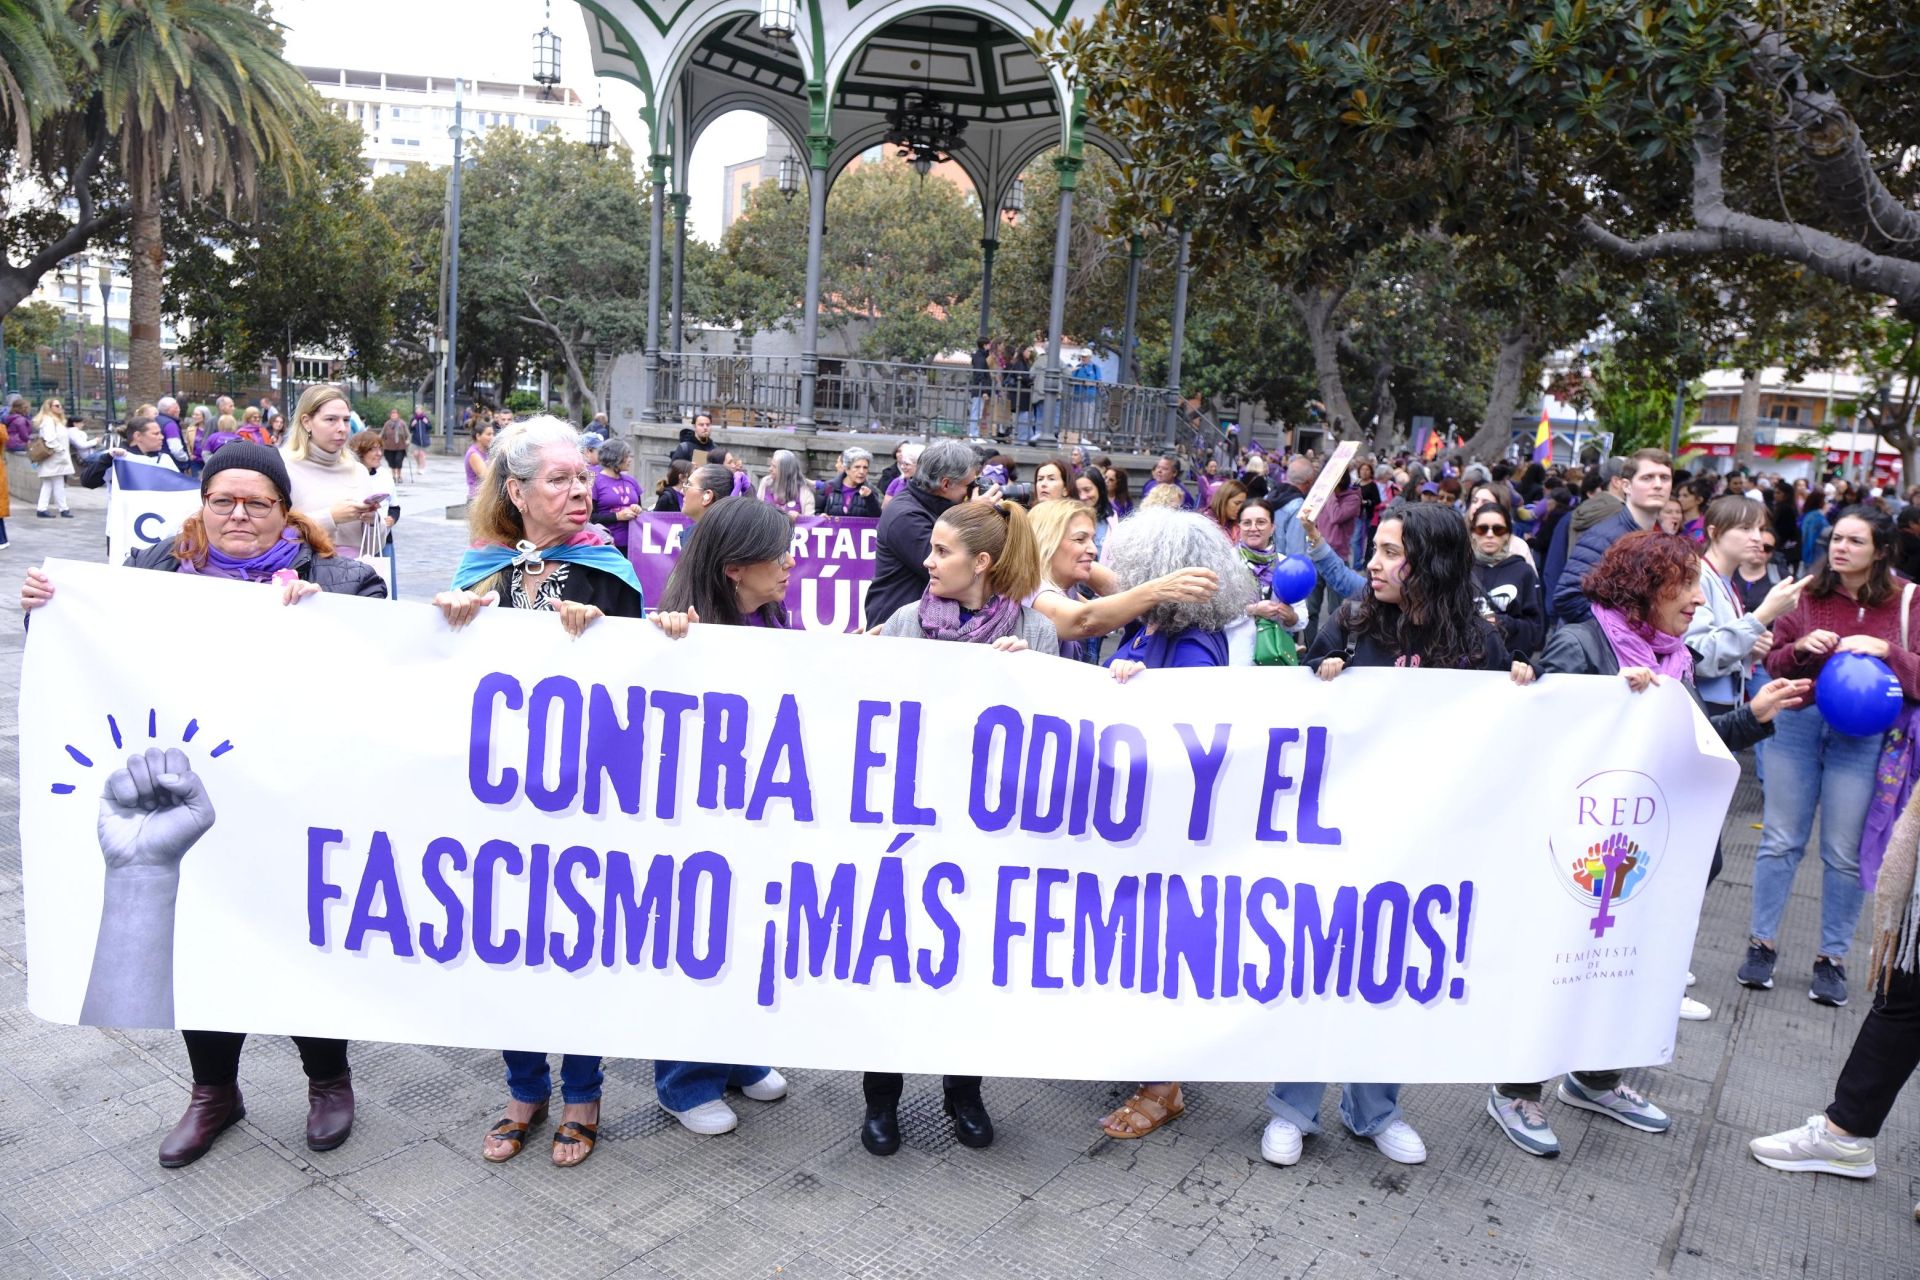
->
xmin=104 ymin=457 xmax=198 ymax=565
xmin=21 ymin=559 xmax=1737 ymax=1083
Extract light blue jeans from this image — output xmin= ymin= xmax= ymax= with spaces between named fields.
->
xmin=655 ymin=1060 xmax=772 ymax=1113
xmin=1265 ymin=1082 xmax=1402 ymax=1138
xmin=1749 ymin=704 xmax=1883 ymax=958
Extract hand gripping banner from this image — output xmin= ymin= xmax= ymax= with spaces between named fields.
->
xmin=20 ymin=560 xmax=1739 ymax=1083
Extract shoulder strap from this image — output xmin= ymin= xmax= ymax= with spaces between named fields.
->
xmin=1903 ymin=581 xmax=1914 ymax=652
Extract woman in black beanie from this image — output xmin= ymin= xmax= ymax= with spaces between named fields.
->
xmin=19 ymin=441 xmax=386 ymax=1170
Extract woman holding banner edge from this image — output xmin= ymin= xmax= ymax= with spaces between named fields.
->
xmin=431 ymin=416 xmax=646 ymax=1167
xmin=1262 ymin=504 xmax=1534 ymax=1169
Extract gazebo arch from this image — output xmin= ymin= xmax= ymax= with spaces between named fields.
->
xmin=577 ymin=0 xmax=1178 ymax=441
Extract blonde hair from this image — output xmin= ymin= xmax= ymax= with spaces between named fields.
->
xmin=1141 ymin=481 xmax=1188 ymax=510
xmin=216 ymin=414 xmax=238 ymax=432
xmin=1027 ymin=498 xmax=1095 ymax=589
xmin=285 ymin=383 xmax=353 ymax=464
xmin=34 ymin=397 xmax=66 ymax=427
xmin=242 ymin=406 xmax=262 ymax=424
xmin=935 ymin=500 xmax=1041 ymax=603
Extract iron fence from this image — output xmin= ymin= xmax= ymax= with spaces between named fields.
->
xmin=652 ymin=352 xmax=1205 ymax=454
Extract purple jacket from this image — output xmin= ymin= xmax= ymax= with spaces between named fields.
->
xmin=4 ymin=411 xmax=30 ymax=451
xmin=201 ymin=430 xmax=242 ymax=458
xmin=156 ymin=412 xmax=188 ymax=466
xmin=591 ymin=471 xmax=643 ymax=551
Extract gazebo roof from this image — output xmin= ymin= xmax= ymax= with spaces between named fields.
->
xmin=577 ymin=0 xmax=1112 ymax=217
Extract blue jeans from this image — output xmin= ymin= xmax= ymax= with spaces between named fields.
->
xmin=1265 ymin=1082 xmax=1402 ymax=1138
xmin=1749 ymin=704 xmax=1882 ymax=958
xmin=1745 ymin=667 xmax=1773 ymax=783
xmin=654 ymin=1060 xmax=771 ymax=1112
xmin=501 ymin=1051 xmax=603 ymax=1105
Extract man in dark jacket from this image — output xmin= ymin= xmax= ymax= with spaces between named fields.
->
xmin=670 ymin=413 xmax=715 ymax=463
xmin=864 ymin=438 xmax=980 ymax=629
xmin=1552 ymin=449 xmax=1671 ymax=624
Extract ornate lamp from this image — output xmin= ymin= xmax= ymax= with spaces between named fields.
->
xmin=778 ymin=152 xmax=802 ymax=201
xmin=532 ymin=1 xmax=561 ymax=99
xmin=759 ymin=0 xmax=797 ymax=41
xmin=587 ymin=105 xmax=611 ymax=151
xmin=882 ymin=88 xmax=966 ymax=176
xmin=1002 ymin=177 xmax=1025 ymax=219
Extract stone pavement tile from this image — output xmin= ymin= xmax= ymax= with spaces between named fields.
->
xmin=1400 ymin=1173 xmax=1553 ymax=1256
xmin=155 ymin=1136 xmax=317 ymax=1231
xmin=122 ymin=1232 xmax=267 ymax=1279
xmin=391 ymin=1174 xmax=546 ymax=1270
xmin=464 ymin=1213 xmax=638 ymax=1280
xmin=1002 ymin=1079 xmax=1113 ymax=1151
xmin=246 ymin=1097 xmax=430 ymax=1177
xmin=648 ymin=1121 xmax=806 ymax=1206
xmin=967 ymin=1199 xmax=1134 ymax=1279
xmin=640 ymin=1205 xmax=804 ymax=1280
xmin=216 ymin=1184 xmax=404 ymax=1278
xmin=811 ymin=1133 xmax=941 ymax=1202
xmin=336 ymin=1136 xmax=490 ymax=1217
xmin=1294 ymin=1252 xmax=1393 ymax=1280
xmin=0 ymin=1085 xmax=99 ymax=1192
xmin=734 ymin=1163 xmax=883 ymax=1246
xmin=1374 ymin=1215 xmax=1526 ymax=1280
xmin=1808 ymin=1171 xmax=1920 ymax=1275
xmin=0 ymin=1239 xmax=61 ymax=1279
xmin=1079 ymin=1126 xmax=1217 ymax=1190
xmin=1027 ymin=1153 xmax=1166 ymax=1233
xmin=380 ymin=1066 xmax=500 ymax=1131
xmin=1107 ymin=1147 xmax=1262 ymax=1279
xmin=1223 ymin=1229 xmax=1320 ymax=1280
xmin=875 ymin=1156 xmax=1027 ymax=1245
xmin=956 ymin=1120 xmax=1085 ymax=1199
xmin=1264 ymin=1165 xmax=1415 ymax=1261
xmin=1727 ymin=998 xmax=1860 ymax=1076
xmin=27 ymin=1187 xmax=197 ymax=1277
xmin=514 ymin=1150 xmax=721 ymax=1255
xmin=1669 ymin=1124 xmax=1817 ymax=1275
xmin=1710 ymin=1048 xmax=1837 ymax=1136
xmin=4 ymin=1147 xmax=153 ymax=1234
xmin=64 ymin=1078 xmax=184 ymax=1153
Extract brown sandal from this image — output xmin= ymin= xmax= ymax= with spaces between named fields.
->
xmin=482 ymin=1101 xmax=549 ymax=1163
xmin=551 ymin=1118 xmax=599 ymax=1167
xmin=1099 ymin=1084 xmax=1185 ymax=1139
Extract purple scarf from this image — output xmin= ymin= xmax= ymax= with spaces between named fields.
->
xmin=917 ymin=589 xmax=1021 ymax=644
xmin=1591 ymin=602 xmax=1693 ymax=684
xmin=178 ymin=528 xmax=305 ymax=582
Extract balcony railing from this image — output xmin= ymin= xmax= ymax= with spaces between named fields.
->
xmin=650 ymin=352 xmax=1219 ymax=455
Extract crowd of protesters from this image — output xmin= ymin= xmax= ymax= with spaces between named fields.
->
xmin=13 ymin=397 xmax=1920 ymax=1229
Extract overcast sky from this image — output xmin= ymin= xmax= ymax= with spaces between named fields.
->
xmin=272 ymin=0 xmax=763 ymax=242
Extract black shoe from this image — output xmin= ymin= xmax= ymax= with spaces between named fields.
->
xmin=945 ymin=1095 xmax=994 ymax=1150
xmin=860 ymin=1103 xmax=900 ymax=1156
xmin=36 ymin=510 xmax=52 ymax=518
xmin=57 ymin=510 xmax=72 ymax=518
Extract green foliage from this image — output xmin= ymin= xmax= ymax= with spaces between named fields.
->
xmin=166 ymin=109 xmax=399 ymax=383
xmin=1 ymin=297 xmax=61 ymax=350
xmin=0 ymin=0 xmax=85 ymax=151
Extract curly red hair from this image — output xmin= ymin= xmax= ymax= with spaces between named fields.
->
xmin=1582 ymin=529 xmax=1700 ymax=624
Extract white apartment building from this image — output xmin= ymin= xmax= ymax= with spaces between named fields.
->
xmin=300 ymin=66 xmax=634 ymax=176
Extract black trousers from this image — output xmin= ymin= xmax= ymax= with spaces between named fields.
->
xmin=862 ymin=1072 xmax=982 ymax=1107
xmin=182 ymin=1030 xmax=349 ymax=1087
xmin=1826 ymin=967 xmax=1920 ymax=1139
xmin=1494 ymin=1070 xmax=1622 ymax=1102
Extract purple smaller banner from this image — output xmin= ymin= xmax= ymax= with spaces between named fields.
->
xmin=627 ymin=512 xmax=879 ymax=633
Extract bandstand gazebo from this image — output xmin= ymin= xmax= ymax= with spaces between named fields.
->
xmin=574 ymin=0 xmax=1195 ymax=449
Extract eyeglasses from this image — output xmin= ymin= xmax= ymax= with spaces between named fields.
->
xmin=206 ymin=496 xmax=281 ymax=517
xmin=1472 ymin=524 xmax=1509 ymax=536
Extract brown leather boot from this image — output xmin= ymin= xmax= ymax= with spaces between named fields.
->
xmin=305 ymin=1072 xmax=354 ymax=1151
xmin=158 ymin=1084 xmax=245 ymax=1168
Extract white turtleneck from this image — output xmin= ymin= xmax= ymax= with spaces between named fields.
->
xmin=282 ymin=442 xmax=379 ymax=543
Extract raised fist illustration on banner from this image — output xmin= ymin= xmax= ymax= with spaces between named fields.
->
xmin=79 ymin=748 xmax=218 ymax=1028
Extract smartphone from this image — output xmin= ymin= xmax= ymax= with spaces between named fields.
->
xmin=363 ymin=492 xmax=390 ymax=507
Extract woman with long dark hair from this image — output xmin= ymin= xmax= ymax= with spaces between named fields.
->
xmin=1072 ymin=465 xmax=1117 ymax=557
xmin=1261 ymin=505 xmax=1532 ymax=1172
xmin=1742 ymin=507 xmax=1920 ymax=1008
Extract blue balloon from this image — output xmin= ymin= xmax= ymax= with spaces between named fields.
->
xmin=1272 ymin=554 xmax=1318 ymax=605
xmin=1815 ymin=652 xmax=1903 ymax=737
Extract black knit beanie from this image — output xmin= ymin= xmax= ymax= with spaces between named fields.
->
xmin=200 ymin=442 xmax=293 ymax=509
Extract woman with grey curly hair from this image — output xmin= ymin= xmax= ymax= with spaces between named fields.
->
xmin=1093 ymin=507 xmax=1256 ymax=1144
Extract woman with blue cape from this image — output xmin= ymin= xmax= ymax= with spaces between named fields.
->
xmin=432 ymin=416 xmax=644 ymax=1169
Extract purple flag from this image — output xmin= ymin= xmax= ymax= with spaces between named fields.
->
xmin=627 ymin=512 xmax=878 ymax=632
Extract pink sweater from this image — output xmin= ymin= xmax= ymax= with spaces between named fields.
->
xmin=1765 ymin=579 xmax=1920 ymax=699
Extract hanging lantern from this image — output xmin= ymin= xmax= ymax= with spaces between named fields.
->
xmin=778 ymin=152 xmax=802 ymax=201
xmin=1002 ymin=177 xmax=1025 ymax=218
xmin=587 ymin=105 xmax=612 ymax=150
xmin=532 ymin=2 xmax=561 ymax=98
xmin=759 ymin=0 xmax=797 ymax=41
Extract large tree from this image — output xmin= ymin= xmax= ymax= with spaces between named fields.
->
xmin=0 ymin=0 xmax=81 ymax=151
xmin=86 ymin=0 xmax=316 ymax=403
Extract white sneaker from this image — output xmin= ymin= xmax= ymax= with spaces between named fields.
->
xmin=1369 ymin=1119 xmax=1427 ymax=1164
xmin=664 ymin=1098 xmax=738 ymax=1135
xmin=1686 ymin=970 xmax=1697 ymax=986
xmin=1679 ymin=995 xmax=1713 ymax=1021
xmin=1259 ymin=1116 xmax=1303 ymax=1166
xmin=740 ymin=1068 xmax=788 ymax=1102
xmin=1749 ymin=1114 xmax=1876 ymax=1178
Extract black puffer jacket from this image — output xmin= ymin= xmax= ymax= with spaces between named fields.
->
xmin=125 ymin=536 xmax=388 ymax=599
xmin=1471 ymin=552 xmax=1546 ymax=662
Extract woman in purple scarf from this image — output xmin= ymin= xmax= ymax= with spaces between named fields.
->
xmin=17 ymin=442 xmax=384 ymax=1174
xmin=1485 ymin=529 xmax=1808 ymax=1161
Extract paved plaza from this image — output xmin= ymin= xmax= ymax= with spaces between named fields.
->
xmin=0 ymin=465 xmax=1914 ymax=1279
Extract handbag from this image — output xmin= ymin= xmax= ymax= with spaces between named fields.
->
xmin=355 ymin=516 xmax=393 ymax=591
xmin=27 ymin=436 xmax=52 ymax=464
xmin=1253 ymin=615 xmax=1300 ymax=667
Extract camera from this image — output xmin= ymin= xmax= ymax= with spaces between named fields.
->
xmin=998 ymin=482 xmax=1034 ymax=504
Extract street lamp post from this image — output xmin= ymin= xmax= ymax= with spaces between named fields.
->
xmin=443 ymin=81 xmax=471 ymax=453
xmin=98 ymin=263 xmax=114 ymax=427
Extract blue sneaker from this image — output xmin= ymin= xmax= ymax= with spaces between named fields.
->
xmin=1557 ymin=1078 xmax=1670 ymax=1133
xmin=1809 ymin=957 xmax=1848 ymax=1007
xmin=1738 ymin=942 xmax=1776 ymax=990
xmin=1487 ymin=1087 xmax=1560 ymax=1157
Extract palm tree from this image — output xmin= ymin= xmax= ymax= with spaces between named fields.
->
xmin=0 ymin=0 xmax=83 ymax=153
xmin=87 ymin=0 xmax=317 ymax=404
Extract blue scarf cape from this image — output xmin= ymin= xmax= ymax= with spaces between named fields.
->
xmin=452 ymin=537 xmax=644 ymax=607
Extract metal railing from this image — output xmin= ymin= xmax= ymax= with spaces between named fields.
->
xmin=651 ymin=352 xmax=1191 ymax=453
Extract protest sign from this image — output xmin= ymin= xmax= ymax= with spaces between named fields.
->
xmin=629 ymin=513 xmax=876 ymax=633
xmin=104 ymin=457 xmax=198 ymax=565
xmin=21 ymin=560 xmax=1737 ymax=1082
xmin=1298 ymin=441 xmax=1359 ymax=525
